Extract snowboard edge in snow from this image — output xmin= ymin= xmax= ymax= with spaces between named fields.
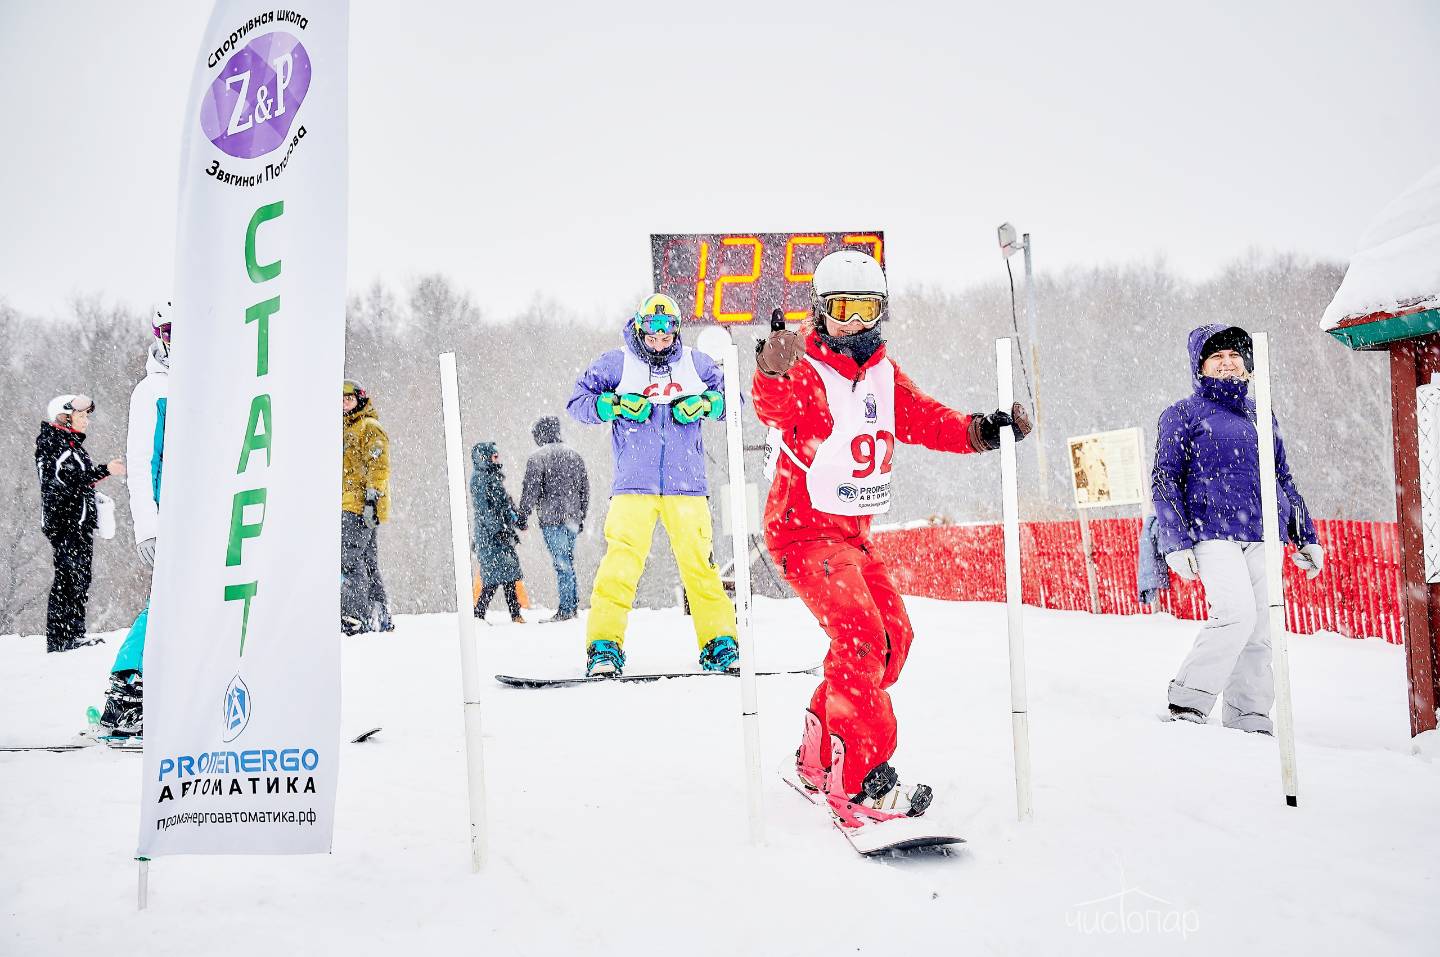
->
xmin=0 ymin=741 xmax=141 ymax=753
xmin=496 ymin=664 xmax=821 ymax=689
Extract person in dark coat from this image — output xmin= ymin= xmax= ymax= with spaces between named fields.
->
xmin=34 ymin=394 xmax=125 ymax=653
xmin=517 ymin=415 xmax=589 ymax=623
xmin=1152 ymin=324 xmax=1324 ymax=734
xmin=470 ymin=441 xmax=526 ymax=624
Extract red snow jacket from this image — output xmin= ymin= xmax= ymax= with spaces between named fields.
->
xmin=751 ymin=333 xmax=980 ymax=558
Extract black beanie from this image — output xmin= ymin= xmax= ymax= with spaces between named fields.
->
xmin=1200 ymin=327 xmax=1253 ymax=371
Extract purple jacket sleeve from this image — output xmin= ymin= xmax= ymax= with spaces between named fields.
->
xmin=693 ymin=351 xmax=729 ymax=422
xmin=567 ymin=350 xmax=624 ymax=425
xmin=1151 ymin=402 xmax=1194 ymax=556
xmin=1274 ymin=419 xmax=1316 ymax=546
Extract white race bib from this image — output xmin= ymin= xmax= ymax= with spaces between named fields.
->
xmin=769 ymin=356 xmax=896 ymax=516
xmin=618 ymin=347 xmax=708 ymax=405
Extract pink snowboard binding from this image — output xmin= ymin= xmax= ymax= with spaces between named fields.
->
xmin=794 ymin=709 xmax=829 ymax=793
xmin=824 ymin=734 xmax=933 ymax=830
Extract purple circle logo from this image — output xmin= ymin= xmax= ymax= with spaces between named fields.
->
xmin=200 ymin=33 xmax=311 ymax=160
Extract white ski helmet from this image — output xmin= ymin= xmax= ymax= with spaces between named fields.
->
xmin=812 ymin=250 xmax=888 ymax=300
xmin=47 ymin=394 xmax=95 ymax=423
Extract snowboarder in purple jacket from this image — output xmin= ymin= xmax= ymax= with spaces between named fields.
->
xmin=1152 ymin=324 xmax=1324 ymax=733
xmin=566 ymin=294 xmax=737 ymax=678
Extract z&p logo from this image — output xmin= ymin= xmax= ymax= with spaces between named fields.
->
xmin=223 ymin=674 xmax=253 ymax=742
xmin=201 ymin=32 xmax=312 ymax=159
xmin=864 ymin=394 xmax=878 ymax=423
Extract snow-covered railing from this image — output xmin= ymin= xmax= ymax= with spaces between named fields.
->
xmin=870 ymin=519 xmax=1403 ymax=644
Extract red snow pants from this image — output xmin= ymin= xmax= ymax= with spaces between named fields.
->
xmin=778 ymin=538 xmax=915 ymax=795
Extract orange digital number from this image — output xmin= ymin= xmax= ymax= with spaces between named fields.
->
xmin=783 ymin=235 xmax=825 ymax=321
xmin=692 ymin=240 xmax=709 ymax=319
xmin=713 ymin=236 xmax=762 ymax=323
xmin=843 ymin=233 xmax=884 ymax=264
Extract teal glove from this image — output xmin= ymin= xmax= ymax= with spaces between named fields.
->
xmin=671 ymin=394 xmax=708 ymax=424
xmin=598 ymin=392 xmax=653 ymax=423
xmin=701 ymin=390 xmax=725 ymax=420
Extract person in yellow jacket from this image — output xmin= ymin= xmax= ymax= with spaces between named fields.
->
xmin=566 ymin=295 xmax=736 ymax=677
xmin=342 ymin=379 xmax=392 ymax=635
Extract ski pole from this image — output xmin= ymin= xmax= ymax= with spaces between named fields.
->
xmin=1252 ymin=333 xmax=1301 ymax=807
xmin=438 ymin=353 xmax=491 ymax=867
xmin=996 ymin=338 xmax=1034 ymax=822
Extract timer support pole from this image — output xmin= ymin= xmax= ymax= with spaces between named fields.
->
xmin=997 ymin=338 xmax=1034 ymax=822
xmin=997 ymin=224 xmax=1047 ymax=506
xmin=721 ymin=330 xmax=765 ymax=845
xmin=1022 ymin=233 xmax=1048 ymax=504
xmin=439 ymin=353 xmax=491 ymax=868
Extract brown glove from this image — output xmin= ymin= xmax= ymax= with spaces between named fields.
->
xmin=967 ymin=402 xmax=1034 ymax=451
xmin=755 ymin=330 xmax=806 ymax=378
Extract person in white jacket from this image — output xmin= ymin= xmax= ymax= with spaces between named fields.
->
xmin=96 ymin=306 xmax=171 ymax=738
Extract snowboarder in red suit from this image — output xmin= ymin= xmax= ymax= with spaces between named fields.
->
xmin=752 ymin=249 xmax=1031 ymax=828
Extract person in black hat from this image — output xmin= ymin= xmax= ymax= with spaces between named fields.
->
xmin=517 ymin=415 xmax=589 ymax=623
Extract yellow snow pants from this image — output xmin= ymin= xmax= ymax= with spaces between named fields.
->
xmin=586 ymin=494 xmax=736 ymax=649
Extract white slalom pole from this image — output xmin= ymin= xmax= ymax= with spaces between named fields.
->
xmin=1251 ymin=333 xmax=1300 ymax=808
xmin=996 ymin=338 xmax=1034 ymax=822
xmin=721 ymin=333 xmax=765 ymax=844
xmin=439 ymin=353 xmax=491 ymax=867
xmin=137 ymin=858 xmax=149 ymax=910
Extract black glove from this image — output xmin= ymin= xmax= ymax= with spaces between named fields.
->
xmin=362 ymin=489 xmax=380 ymax=528
xmin=968 ymin=402 xmax=1034 ymax=452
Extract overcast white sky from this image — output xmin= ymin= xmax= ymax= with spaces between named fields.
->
xmin=1 ymin=0 xmax=1437 ymax=321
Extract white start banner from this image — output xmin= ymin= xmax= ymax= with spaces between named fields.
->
xmin=137 ymin=0 xmax=347 ymax=856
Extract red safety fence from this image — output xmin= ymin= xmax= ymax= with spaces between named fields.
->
xmin=871 ymin=519 xmax=1404 ymax=644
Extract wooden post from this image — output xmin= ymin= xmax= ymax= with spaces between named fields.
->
xmin=1077 ymin=508 xmax=1100 ymax=614
xmin=1389 ymin=337 xmax=1440 ymax=736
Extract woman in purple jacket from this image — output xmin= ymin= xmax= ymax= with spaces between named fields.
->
xmin=1153 ymin=324 xmax=1324 ymax=733
xmin=566 ymin=294 xmax=737 ymax=678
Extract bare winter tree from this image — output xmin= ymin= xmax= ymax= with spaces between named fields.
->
xmin=0 ymin=255 xmax=1390 ymax=634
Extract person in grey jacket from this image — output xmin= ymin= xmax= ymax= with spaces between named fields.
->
xmin=517 ymin=416 xmax=589 ymax=623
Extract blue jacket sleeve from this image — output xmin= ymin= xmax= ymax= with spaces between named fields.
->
xmin=567 ymin=351 xmax=624 ymax=425
xmin=1151 ymin=402 xmax=1194 ymax=556
xmin=1273 ymin=417 xmax=1316 ymax=546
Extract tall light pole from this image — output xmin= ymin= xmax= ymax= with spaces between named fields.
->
xmin=998 ymin=223 xmax=1047 ymax=504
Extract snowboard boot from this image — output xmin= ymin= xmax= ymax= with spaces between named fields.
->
xmin=824 ymin=735 xmax=932 ymax=829
xmin=699 ymin=635 xmax=739 ymax=672
xmin=586 ymin=640 xmax=625 ymax=677
xmin=99 ymin=671 xmax=144 ymax=737
xmin=794 ymin=709 xmax=828 ymax=792
xmin=1166 ymin=703 xmax=1207 ymax=724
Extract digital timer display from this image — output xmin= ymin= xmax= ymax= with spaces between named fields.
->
xmin=650 ymin=231 xmax=885 ymax=326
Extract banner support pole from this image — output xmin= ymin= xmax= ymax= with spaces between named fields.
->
xmin=439 ymin=353 xmax=491 ymax=866
xmin=137 ymin=857 xmax=149 ymax=911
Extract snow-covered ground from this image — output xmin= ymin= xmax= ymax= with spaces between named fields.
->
xmin=3 ymin=597 xmax=1438 ymax=956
